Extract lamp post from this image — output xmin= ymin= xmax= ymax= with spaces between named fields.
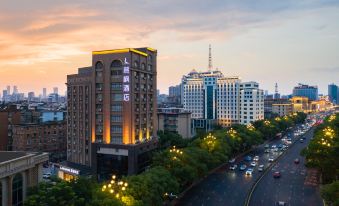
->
xmin=264 ymin=120 xmax=271 ymax=126
xmin=227 ymin=128 xmax=237 ymax=138
xmin=247 ymin=123 xmax=255 ymax=131
xmin=169 ymin=146 xmax=183 ymax=160
xmin=203 ymin=133 xmax=217 ymax=152
xmin=101 ymin=175 xmax=128 ymax=199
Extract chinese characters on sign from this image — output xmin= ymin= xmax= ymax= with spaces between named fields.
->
xmin=123 ymin=57 xmax=130 ymax=102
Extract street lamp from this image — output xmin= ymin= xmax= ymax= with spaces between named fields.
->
xmin=247 ymin=123 xmax=255 ymax=131
xmin=275 ymin=117 xmax=281 ymax=121
xmin=203 ymin=133 xmax=217 ymax=152
xmin=169 ymin=146 xmax=183 ymax=160
xmin=328 ymin=114 xmax=336 ymax=122
xmin=323 ymin=127 xmax=335 ymax=139
xmin=101 ymin=174 xmax=128 ymax=199
xmin=227 ymin=128 xmax=237 ymax=138
xmin=264 ymin=120 xmax=270 ymax=126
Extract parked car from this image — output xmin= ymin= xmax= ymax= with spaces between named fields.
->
xmin=269 ymin=157 xmax=274 ymax=162
xmin=264 ymin=144 xmax=270 ymax=149
xmin=253 ymin=156 xmax=259 ymax=161
xmin=294 ymin=158 xmax=300 ymax=164
xmin=43 ymin=173 xmax=51 ymax=179
xmin=229 ymin=158 xmax=236 ymax=164
xmin=264 ymin=149 xmax=270 ymax=153
xmin=250 ymin=161 xmax=257 ymax=167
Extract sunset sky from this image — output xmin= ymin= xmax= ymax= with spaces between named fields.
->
xmin=0 ymin=0 xmax=338 ymax=96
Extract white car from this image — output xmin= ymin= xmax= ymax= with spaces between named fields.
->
xmin=43 ymin=173 xmax=51 ymax=179
xmin=229 ymin=164 xmax=238 ymax=170
xmin=271 ymin=145 xmax=277 ymax=149
xmin=229 ymin=158 xmax=236 ymax=164
xmin=253 ymin=156 xmax=259 ymax=161
xmin=268 ymin=157 xmax=274 ymax=162
xmin=250 ymin=161 xmax=257 ymax=167
xmin=258 ymin=165 xmax=264 ymax=172
xmin=245 ymin=168 xmax=253 ymax=176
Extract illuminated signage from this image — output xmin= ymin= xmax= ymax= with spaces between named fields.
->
xmin=123 ymin=76 xmax=130 ymax=83
xmin=123 ymin=57 xmax=130 ymax=102
xmin=60 ymin=166 xmax=80 ymax=175
xmin=123 ymin=85 xmax=130 ymax=92
xmin=123 ymin=94 xmax=130 ymax=101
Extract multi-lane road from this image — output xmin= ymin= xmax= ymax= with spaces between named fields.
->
xmin=249 ymin=127 xmax=323 ymax=206
xmin=177 ymin=123 xmax=323 ymax=206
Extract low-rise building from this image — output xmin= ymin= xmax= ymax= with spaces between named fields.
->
xmin=0 ymin=105 xmax=21 ymax=150
xmin=12 ymin=122 xmax=66 ymax=162
xmin=0 ymin=151 xmax=49 ymax=205
xmin=272 ymin=103 xmax=293 ymax=116
xmin=290 ymin=96 xmax=309 ymax=113
xmin=157 ymin=108 xmax=193 ymax=138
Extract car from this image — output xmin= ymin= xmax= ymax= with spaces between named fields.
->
xmin=229 ymin=158 xmax=236 ymax=164
xmin=273 ymin=171 xmax=281 ymax=178
xmin=272 ymin=148 xmax=279 ymax=152
xmin=294 ymin=158 xmax=300 ymax=164
xmin=268 ymin=157 xmax=274 ymax=162
xmin=244 ymin=156 xmax=252 ymax=161
xmin=264 ymin=144 xmax=270 ymax=149
xmin=300 ymin=139 xmax=304 ymax=143
xmin=271 ymin=144 xmax=277 ymax=149
xmin=276 ymin=201 xmax=288 ymax=206
xmin=250 ymin=161 xmax=257 ymax=167
xmin=43 ymin=173 xmax=51 ymax=179
xmin=245 ymin=168 xmax=253 ymax=175
xmin=258 ymin=164 xmax=264 ymax=171
xmin=229 ymin=164 xmax=238 ymax=170
xmin=278 ymin=144 xmax=283 ymax=148
xmin=253 ymin=156 xmax=259 ymax=161
xmin=264 ymin=149 xmax=270 ymax=153
xmin=165 ymin=192 xmax=178 ymax=200
xmin=240 ymin=164 xmax=247 ymax=171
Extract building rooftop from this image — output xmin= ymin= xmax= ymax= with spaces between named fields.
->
xmin=0 ymin=151 xmax=28 ymax=163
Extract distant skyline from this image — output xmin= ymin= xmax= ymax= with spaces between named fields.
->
xmin=0 ymin=0 xmax=338 ymax=95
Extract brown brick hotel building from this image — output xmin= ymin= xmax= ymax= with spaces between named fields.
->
xmin=66 ymin=48 xmax=158 ymax=179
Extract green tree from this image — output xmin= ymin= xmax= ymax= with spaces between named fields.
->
xmin=321 ymin=181 xmax=339 ymax=206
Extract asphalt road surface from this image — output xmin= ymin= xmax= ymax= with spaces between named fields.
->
xmin=177 ymin=129 xmax=299 ymax=206
xmin=249 ymin=128 xmax=323 ymax=206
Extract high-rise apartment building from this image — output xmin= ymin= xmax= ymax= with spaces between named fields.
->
xmin=6 ymin=85 xmax=10 ymax=96
xmin=239 ymin=82 xmax=264 ymax=124
xmin=53 ymin=87 xmax=58 ymax=95
xmin=42 ymin=88 xmax=47 ymax=99
xmin=181 ymin=70 xmax=264 ymax=127
xmin=292 ymin=83 xmax=318 ymax=101
xmin=67 ymin=67 xmax=92 ymax=166
xmin=168 ymin=84 xmax=182 ymax=106
xmin=328 ymin=83 xmax=338 ymax=104
xmin=66 ymin=48 xmax=158 ymax=179
xmin=13 ymin=86 xmax=18 ymax=95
